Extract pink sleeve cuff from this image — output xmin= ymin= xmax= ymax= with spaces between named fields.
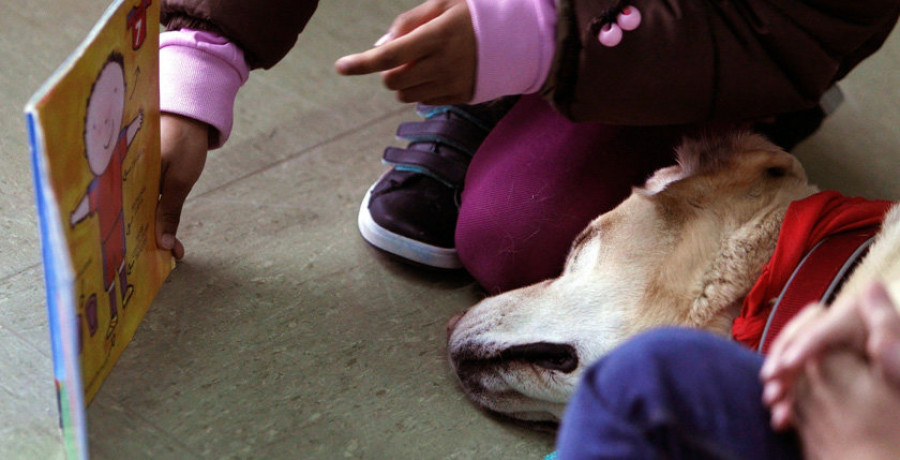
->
xmin=466 ymin=0 xmax=557 ymax=104
xmin=159 ymin=30 xmax=251 ymax=149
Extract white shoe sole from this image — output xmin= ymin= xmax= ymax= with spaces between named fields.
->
xmin=357 ymin=185 xmax=462 ymax=269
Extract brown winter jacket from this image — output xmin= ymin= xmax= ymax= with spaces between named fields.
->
xmin=160 ymin=0 xmax=319 ymax=70
xmin=161 ymin=0 xmax=899 ymax=126
xmin=546 ymin=0 xmax=900 ymax=124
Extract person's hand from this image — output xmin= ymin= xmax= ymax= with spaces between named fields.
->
xmin=760 ymin=280 xmax=900 ymax=429
xmin=759 ymin=296 xmax=864 ymax=430
xmin=156 ymin=113 xmax=209 ymax=260
xmin=863 ymin=283 xmax=900 ymax=381
xmin=334 ymin=0 xmax=476 ymax=105
xmin=791 ymin=350 xmax=900 ymax=460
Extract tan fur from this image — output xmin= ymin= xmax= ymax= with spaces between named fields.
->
xmin=446 ymin=131 xmax=899 ymax=424
xmin=605 ymin=134 xmax=818 ymax=337
xmin=833 ymin=205 xmax=900 ymax=306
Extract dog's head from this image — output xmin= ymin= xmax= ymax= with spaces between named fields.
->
xmin=447 ymin=131 xmax=819 ymax=424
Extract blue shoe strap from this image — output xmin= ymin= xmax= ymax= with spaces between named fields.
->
xmin=382 ymin=146 xmax=465 ymax=188
xmin=417 ymin=105 xmax=494 ymax=132
xmin=396 ymin=119 xmax=487 ymax=156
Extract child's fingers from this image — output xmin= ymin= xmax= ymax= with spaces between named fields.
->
xmin=157 ymin=114 xmax=207 ymax=259
xmin=759 ymin=306 xmax=828 ymax=411
xmin=777 ymin=313 xmax=855 ymax=375
xmin=762 ymin=295 xmax=866 ymax=382
xmin=156 ymin=184 xmax=189 ymax=260
xmin=334 ymin=48 xmax=399 ymax=76
xmin=860 ymin=281 xmax=900 ymax=383
xmin=760 ymin=304 xmax=826 ymax=379
xmin=389 ymin=59 xmax=472 ymax=104
xmin=769 ymin=399 xmax=794 ymax=431
xmin=762 ymin=379 xmax=785 ymax=406
xmin=383 ymin=54 xmax=462 ymax=95
xmin=172 ymin=236 xmax=185 ymax=260
xmin=389 ymin=0 xmax=447 ymax=38
xmin=335 ymin=30 xmax=433 ymax=76
xmin=383 ymin=60 xmax=433 ymax=93
xmin=338 ymin=0 xmax=469 ymax=77
xmin=395 ymin=80 xmax=454 ymax=104
xmin=155 ymin=174 xmax=190 ymax=249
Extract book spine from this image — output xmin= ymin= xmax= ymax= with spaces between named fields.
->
xmin=26 ymin=111 xmax=88 ymax=460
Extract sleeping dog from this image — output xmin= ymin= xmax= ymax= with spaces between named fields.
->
xmin=446 ymin=131 xmax=900 ymax=424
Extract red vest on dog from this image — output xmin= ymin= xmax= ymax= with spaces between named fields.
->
xmin=732 ymin=191 xmax=894 ymax=351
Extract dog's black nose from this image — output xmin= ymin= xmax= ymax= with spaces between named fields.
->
xmin=500 ymin=342 xmax=579 ymax=373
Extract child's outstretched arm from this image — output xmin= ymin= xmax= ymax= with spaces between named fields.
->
xmin=156 ymin=0 xmax=319 ymax=259
xmin=339 ymin=0 xmax=898 ymax=128
xmin=335 ymin=0 xmax=557 ymax=106
xmin=335 ymin=0 xmax=477 ymax=106
xmin=157 ymin=113 xmax=208 ymax=259
xmin=155 ymin=30 xmax=248 ymax=259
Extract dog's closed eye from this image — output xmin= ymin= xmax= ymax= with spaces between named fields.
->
xmin=766 ymin=166 xmax=787 ymax=178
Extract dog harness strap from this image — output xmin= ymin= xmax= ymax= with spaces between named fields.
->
xmin=396 ymin=119 xmax=489 ymax=156
xmin=382 ymin=146 xmax=468 ymax=187
xmin=757 ymin=226 xmax=880 ymax=354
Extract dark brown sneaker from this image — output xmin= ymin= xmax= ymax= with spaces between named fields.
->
xmin=358 ymin=100 xmax=515 ymax=268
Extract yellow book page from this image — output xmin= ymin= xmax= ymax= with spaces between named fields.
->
xmin=31 ymin=0 xmax=173 ymax=404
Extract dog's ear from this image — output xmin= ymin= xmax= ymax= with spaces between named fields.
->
xmin=675 ymin=130 xmax=791 ymax=177
xmin=674 ymin=129 xmax=762 ymax=176
xmin=737 ymin=138 xmax=809 ymax=187
xmin=686 ymin=200 xmax=787 ymax=331
xmin=657 ymin=130 xmax=817 ymax=332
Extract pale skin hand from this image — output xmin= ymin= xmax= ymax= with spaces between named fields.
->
xmin=156 ymin=113 xmax=209 ymax=260
xmin=760 ymin=280 xmax=900 ymax=429
xmin=334 ymin=0 xmax=477 ymax=105
xmin=791 ymin=350 xmax=900 ymax=460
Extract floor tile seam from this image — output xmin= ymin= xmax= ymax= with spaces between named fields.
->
xmin=0 ymin=261 xmax=49 ymax=357
xmin=94 ymin=398 xmax=206 ymax=459
xmin=0 ymin=262 xmax=41 ymax=284
xmin=190 ymin=106 xmax=410 ymax=201
xmin=188 ymin=197 xmax=319 ymax=209
xmin=0 ymin=381 xmax=17 ymax=400
xmin=0 ymin=321 xmax=51 ymax=358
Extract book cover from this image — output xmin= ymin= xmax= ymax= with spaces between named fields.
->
xmin=24 ymin=0 xmax=172 ymax=457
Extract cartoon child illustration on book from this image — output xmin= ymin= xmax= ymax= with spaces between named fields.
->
xmin=70 ymin=51 xmax=142 ymax=341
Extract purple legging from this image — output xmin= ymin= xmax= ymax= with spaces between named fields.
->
xmin=456 ymin=94 xmax=688 ymax=294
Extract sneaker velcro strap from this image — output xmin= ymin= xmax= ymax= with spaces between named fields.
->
xmin=396 ymin=119 xmax=488 ymax=156
xmin=418 ymin=104 xmax=495 ymax=131
xmin=383 ymin=146 xmax=467 ymax=188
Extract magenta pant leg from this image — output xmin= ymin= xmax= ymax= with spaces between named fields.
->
xmin=456 ymin=94 xmax=686 ymax=294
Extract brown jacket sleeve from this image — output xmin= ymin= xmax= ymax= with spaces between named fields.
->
xmin=161 ymin=0 xmax=319 ymax=69
xmin=545 ymin=0 xmax=900 ymax=124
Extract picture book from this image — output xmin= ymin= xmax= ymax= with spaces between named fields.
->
xmin=24 ymin=0 xmax=173 ymax=457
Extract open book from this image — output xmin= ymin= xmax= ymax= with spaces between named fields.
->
xmin=24 ymin=0 xmax=173 ymax=457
